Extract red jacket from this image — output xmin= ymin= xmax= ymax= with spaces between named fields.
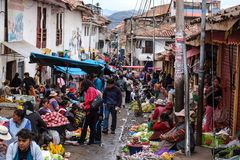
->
xmin=152 ymin=106 xmax=166 ymax=120
xmin=84 ymin=87 xmax=99 ymax=111
xmin=152 ymin=121 xmax=171 ymax=133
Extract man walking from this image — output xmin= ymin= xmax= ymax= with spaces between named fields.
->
xmin=102 ymin=79 xmax=122 ymax=134
xmin=116 ymin=75 xmax=127 ymax=108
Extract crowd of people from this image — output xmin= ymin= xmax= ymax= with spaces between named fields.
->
xmin=0 ymin=67 xmax=225 ymax=159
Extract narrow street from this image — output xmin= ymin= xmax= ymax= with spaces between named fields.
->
xmin=65 ymin=109 xmax=128 ymax=160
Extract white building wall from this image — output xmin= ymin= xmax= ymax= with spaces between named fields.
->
xmin=81 ymin=24 xmax=99 ymax=51
xmin=0 ymin=0 xmax=5 ymax=86
xmin=64 ymin=10 xmax=82 ymax=50
xmin=135 ymin=39 xmax=166 ymax=62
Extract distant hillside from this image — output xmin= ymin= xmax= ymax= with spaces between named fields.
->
xmin=108 ymin=10 xmax=135 ymax=29
xmin=103 ymin=9 xmax=118 ymax=16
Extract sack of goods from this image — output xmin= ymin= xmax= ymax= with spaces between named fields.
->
xmin=41 ymin=112 xmax=69 ymax=127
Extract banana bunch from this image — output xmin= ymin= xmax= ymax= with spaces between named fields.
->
xmin=160 ymin=152 xmax=174 ymax=160
xmin=47 ymin=142 xmax=65 ymax=155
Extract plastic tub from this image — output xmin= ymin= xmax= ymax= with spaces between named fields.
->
xmin=127 ymin=144 xmax=143 ymax=155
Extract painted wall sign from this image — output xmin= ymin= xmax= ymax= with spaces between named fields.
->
xmin=8 ymin=0 xmax=24 ymax=42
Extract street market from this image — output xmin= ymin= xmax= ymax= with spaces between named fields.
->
xmin=0 ymin=0 xmax=240 ymax=160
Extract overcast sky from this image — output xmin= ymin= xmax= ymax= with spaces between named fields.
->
xmin=84 ymin=0 xmax=240 ymax=11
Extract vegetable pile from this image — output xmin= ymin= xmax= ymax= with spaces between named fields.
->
xmin=142 ymin=103 xmax=154 ymax=113
xmin=41 ymin=112 xmax=69 ymax=127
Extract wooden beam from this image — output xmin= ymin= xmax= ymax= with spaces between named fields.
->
xmin=232 ymin=45 xmax=240 ymax=136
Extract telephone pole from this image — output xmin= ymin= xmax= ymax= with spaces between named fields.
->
xmin=130 ymin=18 xmax=134 ymax=66
xmin=152 ymin=0 xmax=156 ymax=69
xmin=175 ymin=0 xmax=184 ymax=112
xmin=175 ymin=0 xmax=191 ymax=156
xmin=197 ymin=0 xmax=207 ymax=145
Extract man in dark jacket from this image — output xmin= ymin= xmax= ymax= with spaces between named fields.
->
xmin=22 ymin=72 xmax=36 ymax=95
xmin=102 ymin=79 xmax=122 ymax=134
xmin=23 ymin=101 xmax=47 ymax=143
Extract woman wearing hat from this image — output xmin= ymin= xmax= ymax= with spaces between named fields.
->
xmin=49 ymin=91 xmax=60 ymax=111
xmin=151 ymin=99 xmax=167 ymax=121
xmin=158 ymin=109 xmax=195 ymax=152
xmin=0 ymin=125 xmax=11 ymax=159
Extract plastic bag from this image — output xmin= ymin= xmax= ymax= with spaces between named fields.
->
xmin=48 ymin=130 xmax=60 ymax=145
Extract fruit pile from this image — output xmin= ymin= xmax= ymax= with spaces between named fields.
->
xmin=142 ymin=103 xmax=154 ymax=113
xmin=47 ymin=142 xmax=65 ymax=155
xmin=41 ymin=112 xmax=69 ymax=127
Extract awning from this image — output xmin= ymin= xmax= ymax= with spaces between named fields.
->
xmin=30 ymin=52 xmax=104 ymax=74
xmin=53 ymin=66 xmax=87 ymax=76
xmin=187 ymin=48 xmax=200 ymax=58
xmin=1 ymin=41 xmax=42 ymax=57
xmin=84 ymin=59 xmax=115 ymax=75
xmin=122 ymin=66 xmax=144 ymax=69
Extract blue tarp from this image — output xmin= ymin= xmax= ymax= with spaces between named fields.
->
xmin=30 ymin=52 xmax=104 ymax=74
xmin=54 ymin=66 xmax=87 ymax=76
xmin=84 ymin=59 xmax=115 ymax=74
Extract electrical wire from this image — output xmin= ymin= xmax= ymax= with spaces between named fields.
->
xmin=132 ymin=0 xmax=139 ymax=17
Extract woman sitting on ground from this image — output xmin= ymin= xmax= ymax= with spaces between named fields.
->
xmin=158 ymin=109 xmax=195 ymax=152
xmin=8 ymin=109 xmax=32 ymax=143
xmin=149 ymin=113 xmax=172 ymax=141
xmin=6 ymin=129 xmax=43 ymax=160
xmin=38 ymin=98 xmax=52 ymax=115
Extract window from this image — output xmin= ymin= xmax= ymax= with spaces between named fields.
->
xmin=56 ymin=13 xmax=63 ymax=46
xmin=84 ymin=25 xmax=90 ymax=36
xmin=36 ymin=7 xmax=47 ymax=48
xmin=143 ymin=41 xmax=153 ymax=53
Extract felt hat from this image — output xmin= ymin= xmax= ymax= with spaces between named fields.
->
xmin=0 ymin=125 xmax=11 ymax=141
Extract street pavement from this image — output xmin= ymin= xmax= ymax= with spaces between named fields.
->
xmin=64 ymin=109 xmax=127 ymax=160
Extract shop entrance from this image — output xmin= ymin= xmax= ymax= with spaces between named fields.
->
xmin=6 ymin=60 xmax=16 ymax=81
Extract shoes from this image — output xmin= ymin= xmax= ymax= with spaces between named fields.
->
xmin=111 ymin=130 xmax=115 ymax=134
xmin=102 ymin=129 xmax=108 ymax=134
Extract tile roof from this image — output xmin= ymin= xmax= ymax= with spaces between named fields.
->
xmin=191 ymin=5 xmax=240 ymax=24
xmin=134 ymin=23 xmax=175 ymax=38
xmin=138 ymin=4 xmax=170 ymax=18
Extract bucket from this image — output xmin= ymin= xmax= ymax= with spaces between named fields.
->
xmin=127 ymin=144 xmax=143 ymax=155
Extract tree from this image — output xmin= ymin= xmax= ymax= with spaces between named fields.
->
xmin=96 ymin=2 xmax=100 ymax=7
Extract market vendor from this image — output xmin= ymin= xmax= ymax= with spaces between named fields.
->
xmin=0 ymin=125 xmax=12 ymax=159
xmin=151 ymin=99 xmax=167 ymax=121
xmin=8 ymin=109 xmax=32 ymax=143
xmin=6 ymin=129 xmax=43 ymax=160
xmin=24 ymin=101 xmax=47 ymax=143
xmin=158 ymin=109 xmax=195 ymax=152
xmin=38 ymin=98 xmax=52 ymax=115
xmin=149 ymin=113 xmax=172 ymax=141
xmin=49 ymin=91 xmax=60 ymax=111
xmin=67 ymin=88 xmax=79 ymax=101
xmin=2 ymin=80 xmax=12 ymax=98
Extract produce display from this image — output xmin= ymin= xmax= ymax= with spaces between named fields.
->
xmin=215 ymin=146 xmax=240 ymax=159
xmin=202 ymin=133 xmax=229 ymax=147
xmin=41 ymin=112 xmax=69 ymax=127
xmin=42 ymin=150 xmax=63 ymax=160
xmin=47 ymin=142 xmax=65 ymax=155
xmin=129 ymin=101 xmax=139 ymax=112
xmin=0 ymin=97 xmax=12 ymax=103
xmin=142 ymin=103 xmax=154 ymax=113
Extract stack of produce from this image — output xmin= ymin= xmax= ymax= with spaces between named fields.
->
xmin=41 ymin=112 xmax=69 ymax=127
xmin=0 ymin=97 xmax=12 ymax=103
xmin=121 ymin=151 xmax=161 ymax=160
xmin=215 ymin=146 xmax=240 ymax=159
xmin=41 ymin=150 xmax=63 ymax=160
xmin=129 ymin=101 xmax=139 ymax=112
xmin=47 ymin=142 xmax=65 ymax=155
xmin=142 ymin=103 xmax=154 ymax=113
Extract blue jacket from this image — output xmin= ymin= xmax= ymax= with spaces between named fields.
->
xmin=6 ymin=141 xmax=43 ymax=160
xmin=103 ymin=86 xmax=122 ymax=107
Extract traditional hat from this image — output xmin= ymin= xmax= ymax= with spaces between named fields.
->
xmin=49 ymin=91 xmax=58 ymax=97
xmin=0 ymin=125 xmax=11 ymax=141
xmin=175 ymin=109 xmax=185 ymax=117
xmin=154 ymin=99 xmax=166 ymax=106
